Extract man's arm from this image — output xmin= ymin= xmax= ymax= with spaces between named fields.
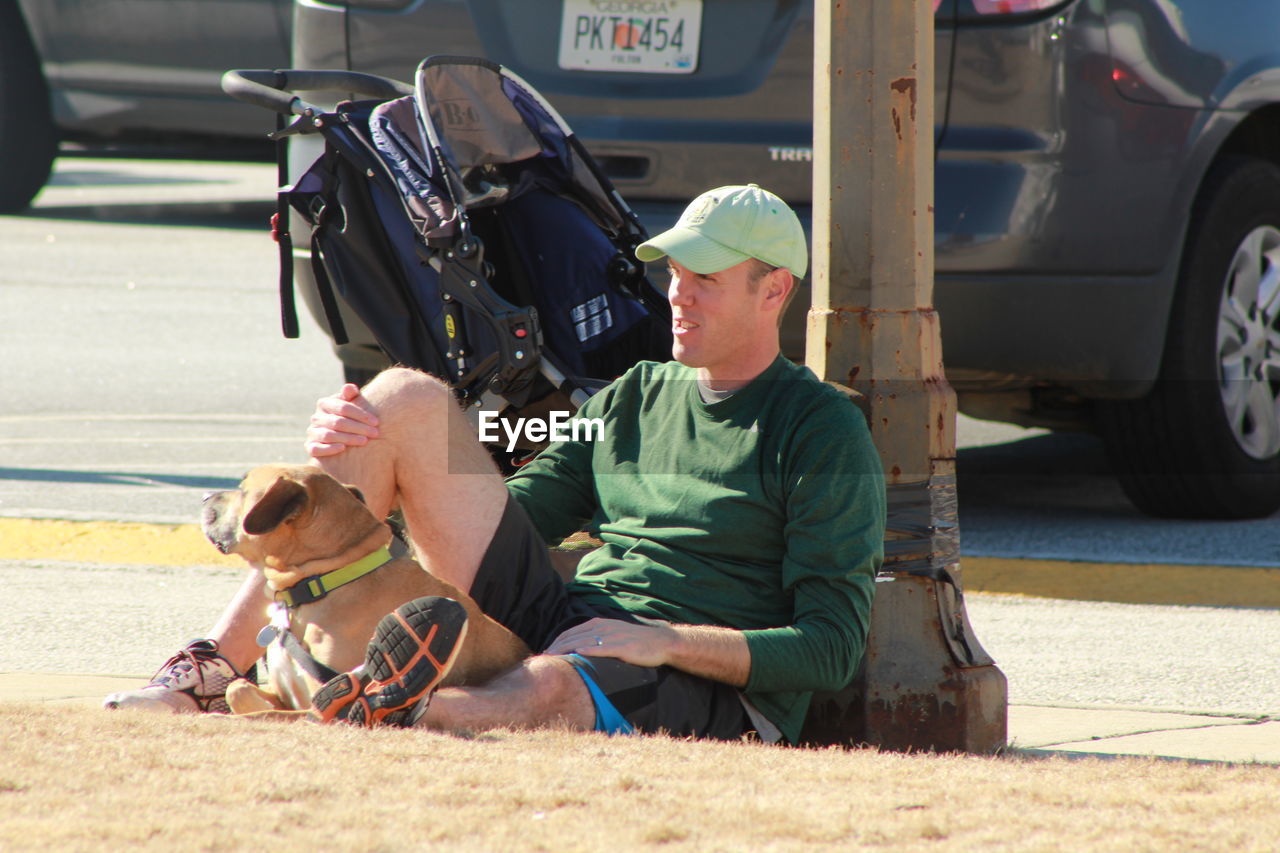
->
xmin=544 ymin=618 xmax=751 ymax=687
xmin=741 ymin=393 xmax=886 ymax=694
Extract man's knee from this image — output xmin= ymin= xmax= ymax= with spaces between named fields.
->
xmin=361 ymin=368 xmax=457 ymax=433
xmin=526 ymin=654 xmax=588 ymax=692
xmin=363 ymin=367 xmax=452 ymax=409
xmin=524 ymin=655 xmax=595 ymax=727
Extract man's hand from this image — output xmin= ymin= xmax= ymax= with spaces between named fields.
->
xmin=545 ymin=617 xmax=751 ymax=687
xmin=545 ymin=618 xmax=680 ymax=668
xmin=305 ymin=383 xmax=381 ymax=458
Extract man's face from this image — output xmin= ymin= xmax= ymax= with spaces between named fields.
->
xmin=666 ymin=258 xmax=773 ymax=379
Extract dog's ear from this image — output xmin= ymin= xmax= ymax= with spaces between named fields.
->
xmin=242 ymin=477 xmax=308 ymax=536
xmin=345 ymin=485 xmax=367 ymax=505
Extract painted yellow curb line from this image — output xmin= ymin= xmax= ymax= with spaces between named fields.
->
xmin=962 ymin=556 xmax=1280 ymax=609
xmin=0 ymin=518 xmax=240 ymax=569
xmin=3 ymin=518 xmax=1277 ymax=609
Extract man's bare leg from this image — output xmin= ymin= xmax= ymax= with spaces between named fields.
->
xmin=210 ymin=570 xmax=272 ymax=672
xmin=303 ymin=372 xmax=599 ymax=732
xmin=310 ymin=367 xmax=509 ymax=594
xmin=415 ymin=655 xmax=596 ymax=733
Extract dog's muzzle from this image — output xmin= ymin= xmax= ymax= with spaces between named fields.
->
xmin=201 ymin=491 xmax=240 ymax=555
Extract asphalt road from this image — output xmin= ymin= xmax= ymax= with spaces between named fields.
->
xmin=4 ymin=156 xmax=333 ymax=522
xmin=3 ymin=155 xmax=1278 ymax=718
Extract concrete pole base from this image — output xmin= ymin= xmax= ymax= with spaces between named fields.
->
xmin=802 ymin=572 xmax=1009 ymax=754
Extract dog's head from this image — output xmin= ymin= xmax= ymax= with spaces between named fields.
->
xmin=202 ymin=464 xmax=385 ymax=571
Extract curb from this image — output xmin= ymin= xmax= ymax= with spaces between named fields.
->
xmin=0 ymin=518 xmax=239 ymax=569
xmin=962 ymin=556 xmax=1280 ymax=609
xmin=4 ymin=518 xmax=1278 ymax=609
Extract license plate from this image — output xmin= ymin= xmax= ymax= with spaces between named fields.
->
xmin=558 ymin=0 xmax=702 ymax=74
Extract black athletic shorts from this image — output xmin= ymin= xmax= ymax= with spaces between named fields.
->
xmin=466 ymin=494 xmax=756 ymax=742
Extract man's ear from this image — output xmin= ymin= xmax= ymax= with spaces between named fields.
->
xmin=242 ymin=477 xmax=308 ymax=536
xmin=764 ymin=268 xmax=794 ymax=309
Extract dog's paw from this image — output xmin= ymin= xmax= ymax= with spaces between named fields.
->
xmin=225 ymin=677 xmax=284 ymax=715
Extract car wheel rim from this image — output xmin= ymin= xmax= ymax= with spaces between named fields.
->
xmin=1217 ymin=224 xmax=1280 ymax=460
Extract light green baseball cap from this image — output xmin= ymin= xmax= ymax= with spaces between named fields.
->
xmin=636 ymin=184 xmax=808 ymax=279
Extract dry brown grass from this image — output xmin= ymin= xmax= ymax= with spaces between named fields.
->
xmin=2 ymin=703 xmax=1277 ymax=852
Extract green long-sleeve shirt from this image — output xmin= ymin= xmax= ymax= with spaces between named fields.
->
xmin=505 ymin=355 xmax=886 ymax=743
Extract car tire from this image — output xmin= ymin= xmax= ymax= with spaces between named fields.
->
xmin=0 ymin=2 xmax=58 ymax=213
xmin=1098 ymin=156 xmax=1280 ymax=519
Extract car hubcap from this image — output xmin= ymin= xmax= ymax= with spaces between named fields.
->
xmin=1217 ymin=225 xmax=1280 ymax=460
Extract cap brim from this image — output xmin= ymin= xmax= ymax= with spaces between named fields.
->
xmin=635 ymin=227 xmax=752 ymax=275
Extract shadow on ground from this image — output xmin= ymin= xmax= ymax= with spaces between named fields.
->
xmin=957 ymin=431 xmax=1130 ymax=516
xmin=19 ymin=201 xmax=273 ymax=231
xmin=0 ymin=468 xmax=237 ymax=492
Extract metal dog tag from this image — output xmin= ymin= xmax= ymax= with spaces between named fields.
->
xmin=256 ymin=625 xmax=276 ymax=648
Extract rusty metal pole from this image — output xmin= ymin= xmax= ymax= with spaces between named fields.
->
xmin=803 ymin=0 xmax=1008 ymax=753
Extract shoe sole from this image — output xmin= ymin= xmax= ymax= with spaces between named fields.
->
xmin=312 ymin=596 xmax=468 ymax=727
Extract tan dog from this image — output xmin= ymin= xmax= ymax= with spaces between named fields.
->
xmin=202 ymin=464 xmax=529 ymax=718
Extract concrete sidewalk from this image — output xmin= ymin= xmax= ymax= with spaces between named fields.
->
xmin=1 ymin=672 xmax=1276 ymax=764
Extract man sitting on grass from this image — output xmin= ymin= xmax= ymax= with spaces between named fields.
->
xmin=105 ymin=184 xmax=886 ymax=745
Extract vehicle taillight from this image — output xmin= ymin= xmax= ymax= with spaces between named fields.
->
xmin=971 ymin=0 xmax=1061 ymax=12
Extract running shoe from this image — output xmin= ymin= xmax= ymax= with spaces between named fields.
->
xmin=103 ymin=639 xmax=243 ymax=714
xmin=311 ymin=596 xmax=468 ymax=727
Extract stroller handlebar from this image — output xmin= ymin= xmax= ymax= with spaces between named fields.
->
xmin=221 ymin=69 xmax=413 ymax=119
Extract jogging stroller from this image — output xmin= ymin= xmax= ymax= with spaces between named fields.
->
xmin=222 ymin=56 xmax=671 ymax=426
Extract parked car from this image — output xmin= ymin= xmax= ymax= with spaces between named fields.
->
xmin=1 ymin=0 xmax=290 ymax=212
xmin=10 ymin=1 xmax=1280 ymax=520
xmin=286 ymin=0 xmax=1280 ymax=519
